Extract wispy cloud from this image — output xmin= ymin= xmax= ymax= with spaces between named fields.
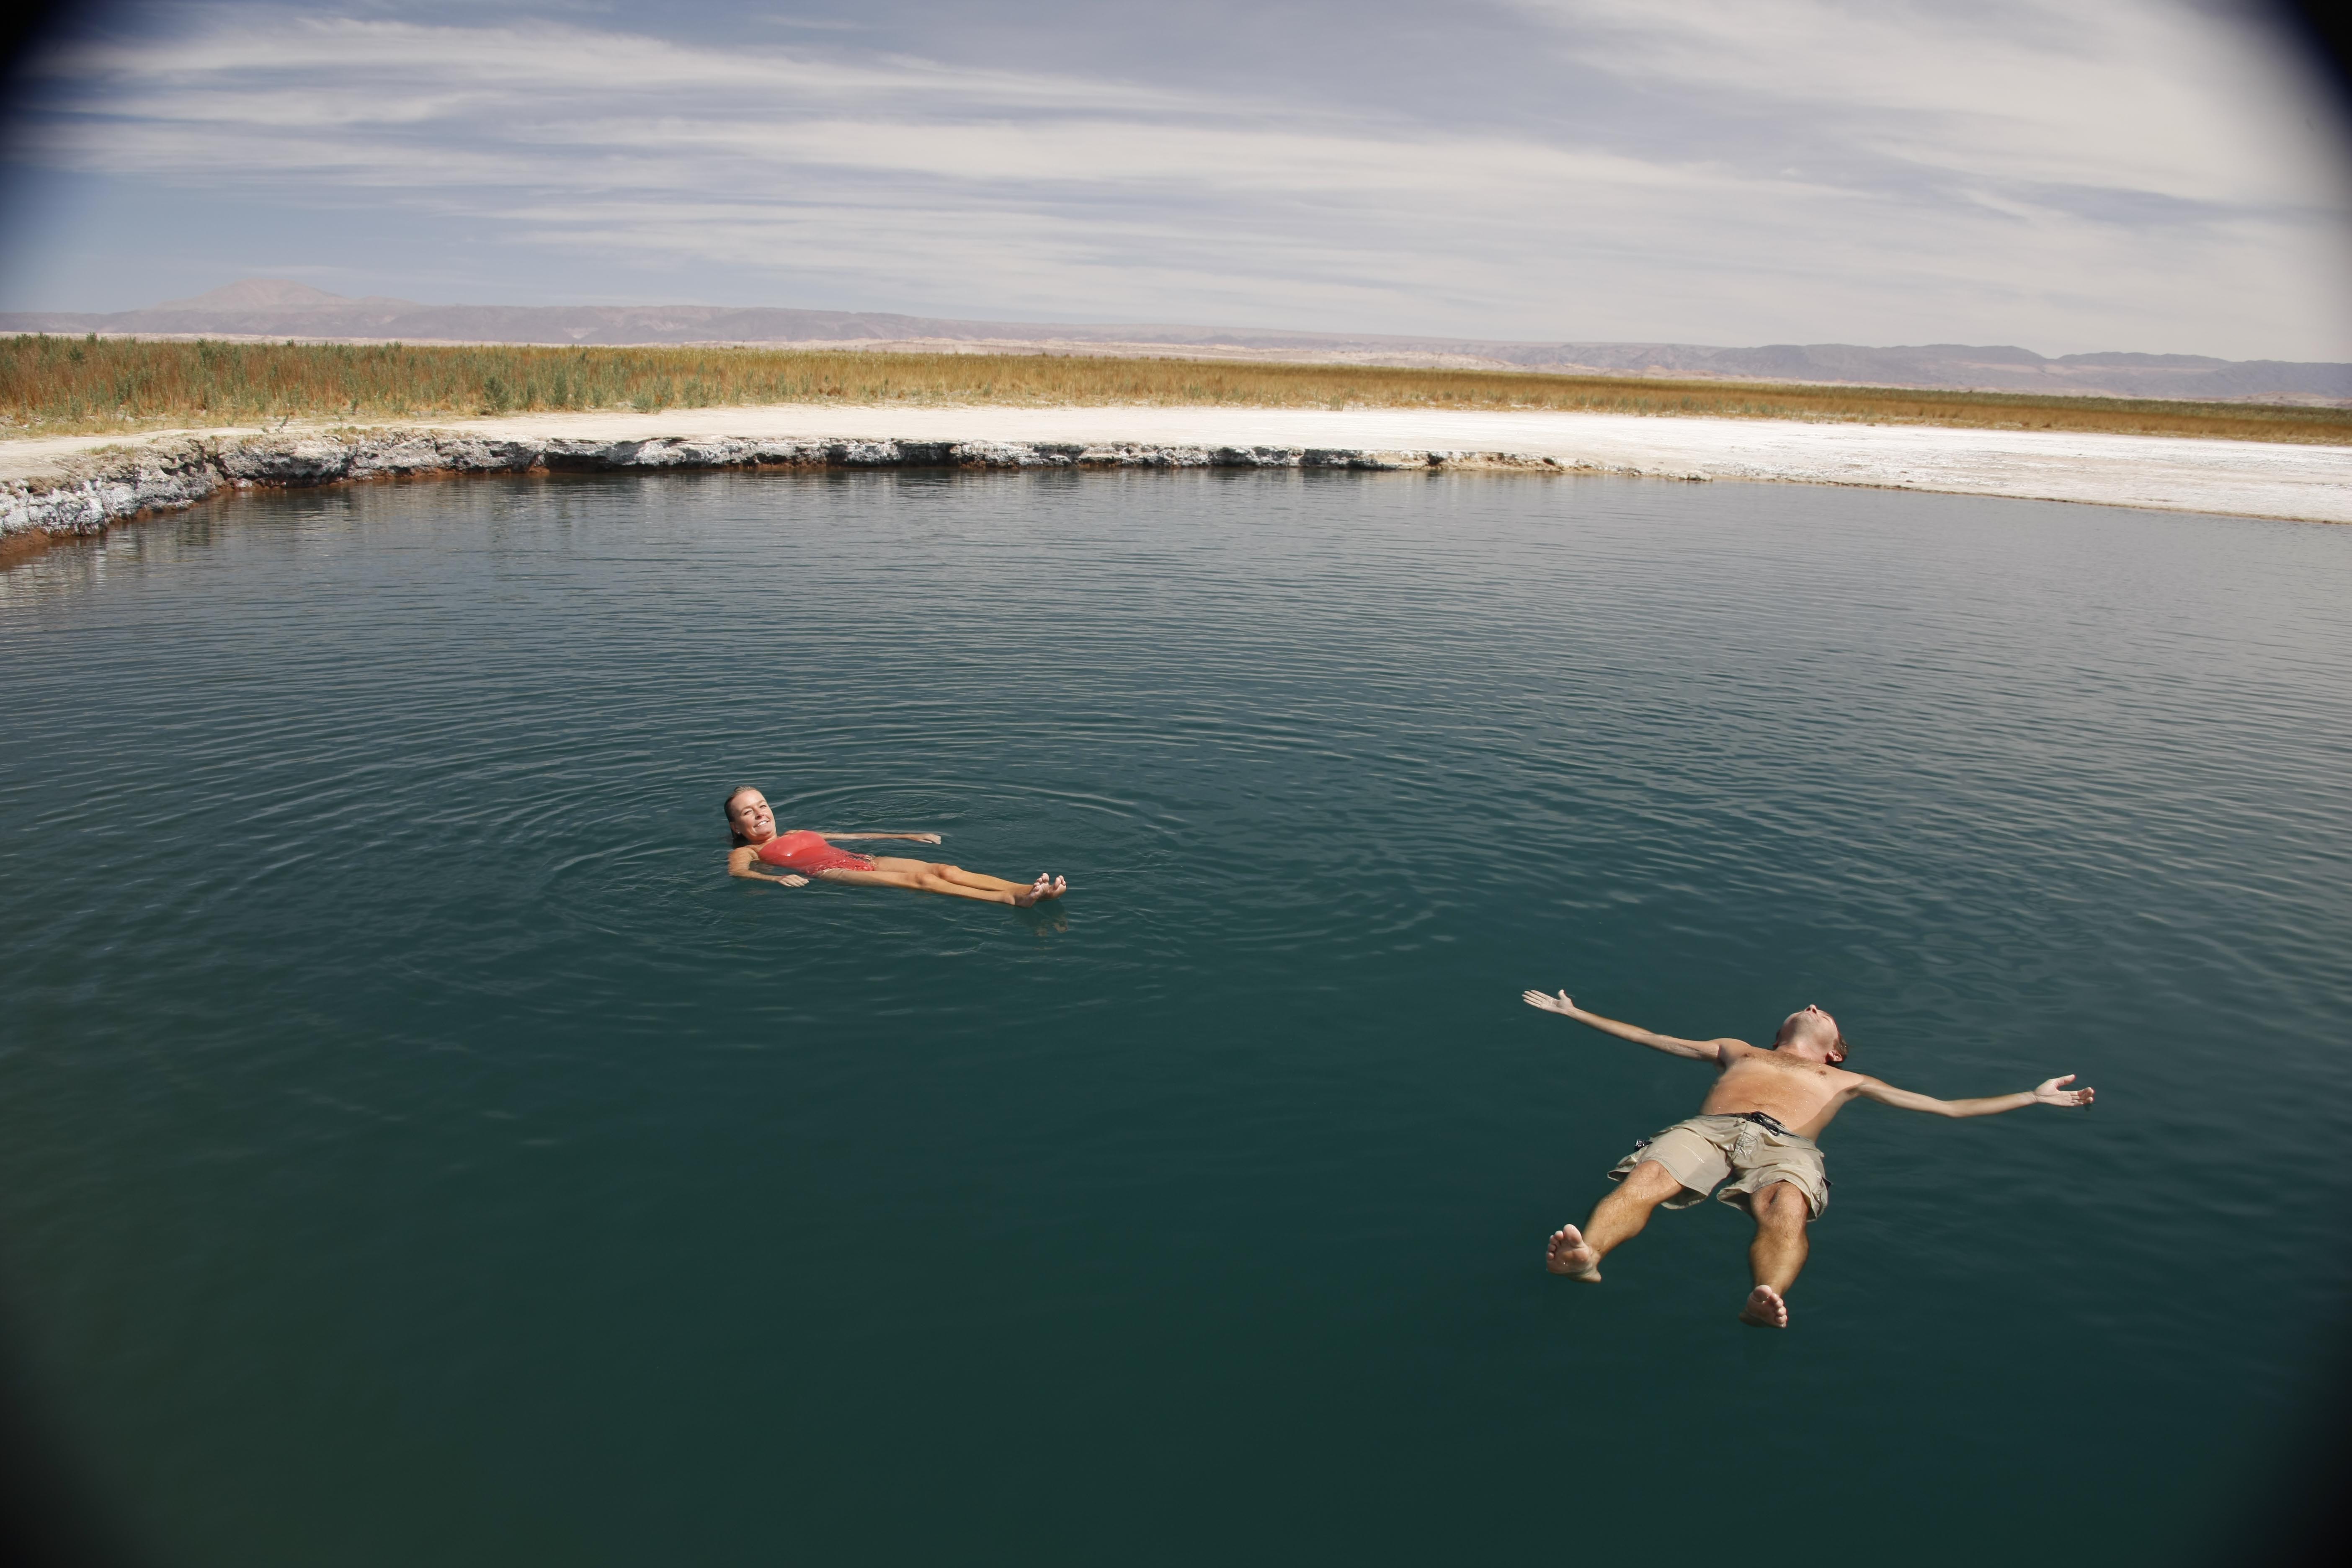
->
xmin=1511 ymin=0 xmax=2343 ymax=204
xmin=3 ymin=0 xmax=2344 ymax=356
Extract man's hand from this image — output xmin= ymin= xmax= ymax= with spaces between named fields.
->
xmin=2032 ymin=1074 xmax=2094 ymax=1108
xmin=1520 ymin=990 xmax=1728 ymax=1061
xmin=1862 ymin=1073 xmax=2096 ymax=1117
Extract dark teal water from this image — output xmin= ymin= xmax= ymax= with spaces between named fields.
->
xmin=2 ymin=470 xmax=2348 ymax=1566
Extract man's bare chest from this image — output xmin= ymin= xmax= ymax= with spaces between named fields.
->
xmin=1713 ymin=1055 xmax=1847 ymax=1111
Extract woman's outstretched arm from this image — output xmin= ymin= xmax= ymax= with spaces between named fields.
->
xmin=727 ymin=846 xmax=809 ymax=887
xmin=816 ymin=831 xmax=943 ymax=844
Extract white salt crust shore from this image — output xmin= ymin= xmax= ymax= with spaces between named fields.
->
xmin=5 ymin=405 xmax=2348 ymax=542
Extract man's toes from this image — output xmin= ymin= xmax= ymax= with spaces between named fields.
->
xmin=1544 ymin=1225 xmax=1602 ymax=1279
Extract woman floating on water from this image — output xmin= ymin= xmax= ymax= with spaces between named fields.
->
xmin=724 ymin=787 xmax=1068 ymax=906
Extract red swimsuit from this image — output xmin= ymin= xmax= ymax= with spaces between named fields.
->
xmin=756 ymin=830 xmax=878 ymax=875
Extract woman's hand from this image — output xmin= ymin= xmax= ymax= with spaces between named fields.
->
xmin=911 ymin=833 xmax=942 ymax=845
xmin=775 ymin=873 xmax=809 ymax=887
xmin=1522 ymin=988 xmax=1578 ymax=1016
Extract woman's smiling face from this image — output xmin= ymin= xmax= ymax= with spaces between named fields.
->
xmin=726 ymin=788 xmax=777 ymax=843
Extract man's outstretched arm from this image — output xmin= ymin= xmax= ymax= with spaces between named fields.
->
xmin=1520 ymin=990 xmax=1737 ymax=1062
xmin=1855 ymin=1074 xmax=2096 ymax=1118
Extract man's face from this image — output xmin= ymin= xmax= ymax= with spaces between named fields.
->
xmin=1782 ymin=1003 xmax=1846 ymax=1062
xmin=1803 ymin=1003 xmax=1847 ymax=1063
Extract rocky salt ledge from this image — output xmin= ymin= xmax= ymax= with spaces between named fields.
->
xmin=2 ymin=430 xmax=1589 ymax=542
xmin=9 ymin=406 xmax=2349 ymax=536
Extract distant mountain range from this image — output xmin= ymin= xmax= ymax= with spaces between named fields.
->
xmin=8 ymin=279 xmax=2347 ymax=403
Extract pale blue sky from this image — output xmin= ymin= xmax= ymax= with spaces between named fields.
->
xmin=3 ymin=0 xmax=2347 ymax=357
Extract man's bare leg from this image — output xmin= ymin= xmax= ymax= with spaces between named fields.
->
xmin=1738 ymin=1181 xmax=1810 ymax=1328
xmin=1546 ymin=1160 xmax=1685 ymax=1281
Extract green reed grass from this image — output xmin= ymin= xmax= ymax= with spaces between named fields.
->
xmin=5 ymin=333 xmax=2347 ymax=445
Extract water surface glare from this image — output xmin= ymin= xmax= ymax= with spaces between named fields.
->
xmin=3 ymin=471 xmax=2349 ymax=1565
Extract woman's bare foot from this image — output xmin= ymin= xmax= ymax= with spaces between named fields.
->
xmin=1545 ymin=1224 xmax=1602 ymax=1281
xmin=1738 ymin=1285 xmax=1790 ymax=1327
xmin=1011 ymin=873 xmax=1068 ymax=907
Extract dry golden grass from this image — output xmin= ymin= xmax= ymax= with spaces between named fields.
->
xmin=5 ymin=333 xmax=2347 ymax=445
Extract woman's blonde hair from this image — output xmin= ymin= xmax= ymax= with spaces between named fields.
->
xmin=723 ymin=786 xmax=762 ymax=846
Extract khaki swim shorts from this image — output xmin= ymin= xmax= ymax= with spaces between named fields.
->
xmin=1608 ymin=1114 xmax=1830 ymax=1220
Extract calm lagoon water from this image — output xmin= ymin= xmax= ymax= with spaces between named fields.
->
xmin=2 ymin=469 xmax=2348 ymax=1565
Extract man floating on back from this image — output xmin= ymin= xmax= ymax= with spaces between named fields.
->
xmin=1521 ymin=990 xmax=2095 ymax=1328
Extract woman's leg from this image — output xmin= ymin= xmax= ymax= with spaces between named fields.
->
xmin=820 ymin=866 xmax=1057 ymax=905
xmin=820 ymin=867 xmax=1015 ymax=903
xmin=869 ymin=857 xmax=1059 ymax=896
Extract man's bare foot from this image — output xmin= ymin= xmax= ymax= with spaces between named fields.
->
xmin=1545 ymin=1224 xmax=1602 ymax=1281
xmin=1011 ymin=873 xmax=1068 ymax=907
xmin=1738 ymin=1285 xmax=1790 ymax=1328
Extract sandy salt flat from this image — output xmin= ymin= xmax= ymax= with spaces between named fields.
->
xmin=6 ymin=404 xmax=2347 ymax=522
